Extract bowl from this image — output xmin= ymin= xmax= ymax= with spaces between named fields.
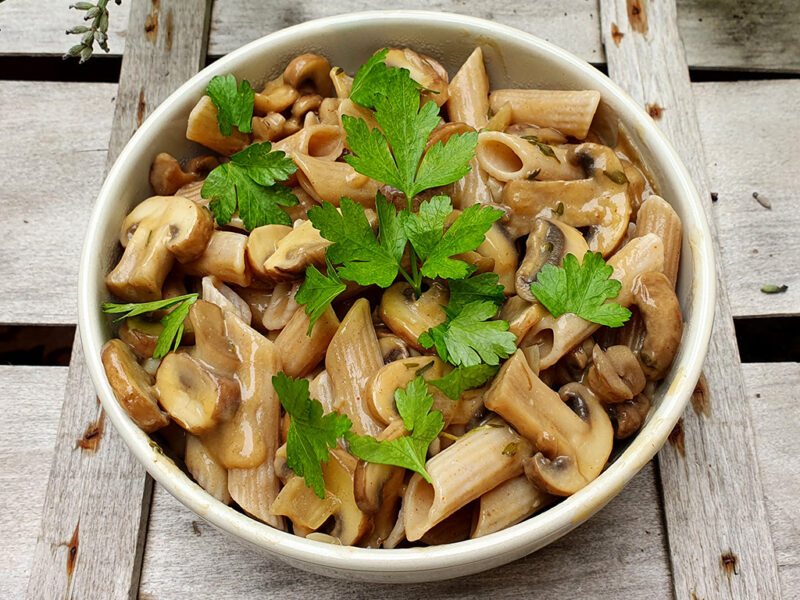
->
xmin=78 ymin=10 xmax=715 ymax=583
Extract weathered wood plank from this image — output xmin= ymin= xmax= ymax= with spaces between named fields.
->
xmin=139 ymin=464 xmax=672 ymax=598
xmin=743 ymin=362 xmax=800 ymax=595
xmin=1 ymin=1 xmax=799 ymax=72
xmin=0 ymin=366 xmax=68 ymax=600
xmin=0 ymin=81 xmax=116 ymax=326
xmin=599 ymin=2 xmax=782 ymax=599
xmin=24 ymin=1 xmax=213 ymax=598
xmin=694 ymin=80 xmax=800 ymax=318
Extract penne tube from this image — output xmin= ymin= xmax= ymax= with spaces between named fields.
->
xmin=251 ymin=112 xmax=287 ymax=143
xmin=326 ymin=298 xmax=384 ymax=437
xmin=489 ymin=89 xmax=601 ymax=139
xmin=185 ymin=434 xmax=232 ymax=505
xmin=309 ymin=370 xmax=336 ymax=414
xmin=183 ymin=230 xmax=252 ymax=287
xmin=273 ymin=123 xmax=345 ymax=162
xmin=447 ymin=47 xmax=490 ymax=130
xmin=471 ymin=475 xmax=552 ymax=538
xmin=293 ymin=153 xmax=380 ymax=208
xmin=201 ymin=275 xmax=252 ymax=324
xmin=449 ymin=157 xmax=493 ymax=209
xmin=403 ymin=421 xmax=530 ymax=541
xmin=260 ymin=281 xmax=301 ymax=331
xmin=318 ymin=97 xmax=341 ymax=125
xmin=330 ymin=66 xmax=353 ymax=99
xmin=186 ymin=95 xmax=250 ymax=156
xmin=338 ymin=98 xmax=380 ymax=132
xmin=486 ymin=102 xmax=513 ymax=132
xmin=520 ymin=233 xmax=664 ymax=369
xmin=475 ymin=131 xmax=582 ymax=182
xmin=275 ymin=306 xmax=340 ymax=377
xmin=635 ymin=195 xmax=682 ymax=289
xmin=476 ymin=221 xmax=519 ymax=294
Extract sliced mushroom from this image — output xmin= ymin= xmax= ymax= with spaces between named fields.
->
xmin=183 ymin=230 xmax=251 ymax=288
xmin=149 ymin=153 xmax=197 ymax=196
xmin=425 ymin=122 xmax=475 ymax=153
xmin=282 ymin=54 xmax=332 ymax=96
xmin=485 ymin=351 xmax=613 ymax=496
xmin=185 ymin=434 xmax=232 ymax=504
xmin=118 ymin=316 xmax=163 ymax=360
xmin=101 ymin=339 xmax=169 ymax=432
xmin=607 ymin=393 xmax=651 ymax=439
xmin=184 ymin=155 xmax=220 ymax=177
xmin=329 ymin=66 xmax=353 ymax=99
xmin=384 ymin=48 xmax=449 ymax=107
xmin=365 ymin=356 xmax=446 ymax=426
xmin=498 ymin=295 xmax=549 ymax=341
xmin=378 ymin=334 xmax=417 ymax=364
xmin=107 ymin=195 xmax=214 ymax=302
xmin=187 ymin=299 xmax=240 ymax=374
xmin=475 ymin=221 xmax=519 ymax=293
xmin=186 ymin=95 xmax=250 ymax=155
xmin=253 ymin=76 xmax=299 ymax=115
xmin=502 ymin=143 xmax=632 ymax=255
xmin=378 ymin=282 xmax=448 ymax=351
xmin=263 ymin=219 xmax=330 ymax=281
xmin=631 ymin=271 xmax=683 ymax=379
xmin=246 ymin=224 xmax=292 ymax=281
xmin=251 ymin=111 xmax=287 ymax=142
xmin=515 ymin=218 xmax=589 ymax=301
xmin=586 ymin=345 xmax=646 ymax=404
xmin=155 ymin=351 xmax=239 ymax=434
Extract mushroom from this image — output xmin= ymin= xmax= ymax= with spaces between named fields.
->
xmin=330 ymin=66 xmax=353 ymax=99
xmin=106 ymin=195 xmax=214 ymax=302
xmin=154 ymin=351 xmax=239 ymax=434
xmin=365 ymin=356 xmax=447 ymax=426
xmin=607 ymin=393 xmax=652 ymax=439
xmin=149 ymin=153 xmax=197 ymax=196
xmin=484 ymin=351 xmax=613 ymax=496
xmin=246 ymin=224 xmax=292 ymax=281
xmin=501 ymin=143 xmax=632 ymax=256
xmin=515 ymin=218 xmax=589 ymax=301
xmin=425 ymin=122 xmax=475 ymax=153
xmin=586 ymin=345 xmax=646 ymax=404
xmin=378 ymin=281 xmax=448 ymax=351
xmin=118 ymin=316 xmax=164 ymax=359
xmin=282 ymin=54 xmax=332 ymax=96
xmin=355 ymin=460 xmax=405 ymax=548
xmin=262 ymin=219 xmax=330 ymax=281
xmin=253 ymin=76 xmax=299 ymax=115
xmin=377 ymin=334 xmax=417 ymax=364
xmin=631 ymin=271 xmax=683 ymax=379
xmin=183 ymin=230 xmax=252 ymax=288
xmin=498 ymin=295 xmax=549 ymax=341
xmin=184 ymin=155 xmax=220 ymax=177
xmin=101 ymin=339 xmax=169 ymax=432
xmin=186 ymin=95 xmax=250 ymax=155
xmin=259 ymin=281 xmax=302 ymax=331
xmin=475 ymin=221 xmax=519 ymax=294
xmin=384 ymin=48 xmax=449 ymax=107
xmin=187 ymin=299 xmax=240 ymax=374
xmin=251 ymin=111 xmax=287 ymax=142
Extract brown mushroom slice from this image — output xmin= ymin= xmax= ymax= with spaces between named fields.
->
xmin=498 ymin=295 xmax=549 ymax=341
xmin=251 ymin=111 xmax=287 ymax=142
xmin=502 ymin=143 xmax=632 ymax=255
xmin=586 ymin=345 xmax=646 ymax=404
xmin=107 ymin=195 xmax=214 ymax=302
xmin=474 ymin=221 xmax=519 ymax=294
xmin=471 ymin=475 xmax=552 ymax=538
xmin=201 ymin=275 xmax=252 ymax=325
xmin=274 ymin=306 xmax=340 ymax=378
xmin=475 ymin=131 xmax=582 ymax=182
xmin=330 ymin=66 xmax=353 ymax=99
xmin=186 ymin=95 xmax=250 ymax=155
xmin=357 ymin=462 xmax=405 ymax=548
xmin=403 ymin=420 xmax=530 ymax=541
xmin=185 ymin=434 xmax=232 ymax=505
xmin=520 ymin=233 xmax=664 ymax=370
xmin=485 ymin=351 xmax=613 ymax=496
xmin=246 ymin=224 xmax=292 ymax=281
xmin=326 ymin=298 xmax=384 ymax=437
xmin=631 ymin=271 xmax=683 ymax=380
xmin=607 ymin=393 xmax=652 ymax=439
xmin=149 ymin=152 xmax=197 ymax=196
xmin=378 ymin=281 xmax=448 ymax=351
xmin=282 ymin=53 xmax=332 ymax=96
xmin=271 ymin=474 xmax=340 ymax=531
xmin=515 ymin=218 xmax=589 ymax=301
xmin=294 ymin=153 xmax=380 ymax=208
xmin=377 ymin=334 xmax=417 ymax=364
xmin=155 ymin=352 xmax=239 ymax=434
xmin=101 ymin=339 xmax=169 ymax=432
xmin=118 ymin=316 xmax=164 ymax=360
xmin=384 ymin=48 xmax=449 ymax=107
xmin=364 ymin=357 xmax=447 ymax=426
xmin=183 ymin=230 xmax=251 ymax=288
xmin=263 ymin=219 xmax=330 ymax=282
xmin=188 ymin=299 xmax=240 ymax=375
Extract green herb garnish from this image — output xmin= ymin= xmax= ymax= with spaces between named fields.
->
xmin=521 ymin=135 xmax=560 ymax=163
xmin=206 ymin=74 xmax=255 ymax=136
xmin=429 ymin=364 xmax=499 ymax=400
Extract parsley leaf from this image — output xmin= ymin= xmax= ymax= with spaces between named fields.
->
xmin=346 ymin=376 xmax=444 ymax=482
xmin=308 ymin=194 xmax=405 ymax=287
xmin=530 ymin=251 xmax=632 ymax=327
xmin=273 ymin=373 xmax=353 ymax=499
xmin=201 ymin=142 xmax=298 ymax=230
xmin=102 ymin=293 xmax=199 ymax=359
xmin=447 ymin=272 xmax=506 ymax=313
xmin=419 ymin=301 xmax=517 ymax=367
xmin=349 ymin=48 xmax=393 ymax=109
xmin=428 ymin=364 xmax=499 ymax=401
xmin=206 ymin=74 xmax=254 ymax=136
xmin=295 ymin=261 xmax=347 ymax=334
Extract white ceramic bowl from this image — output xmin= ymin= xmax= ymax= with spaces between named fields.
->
xmin=78 ymin=10 xmax=715 ymax=583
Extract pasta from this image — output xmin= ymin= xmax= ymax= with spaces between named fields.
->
xmin=100 ymin=46 xmax=684 ymax=547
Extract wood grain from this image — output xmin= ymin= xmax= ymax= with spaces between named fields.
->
xmin=24 ymin=1 xmax=213 ymax=598
xmin=0 ymin=366 xmax=67 ymax=600
xmin=1 ymin=0 xmax=799 ymax=72
xmin=139 ymin=464 xmax=672 ymax=598
xmin=599 ymin=2 xmax=782 ymax=598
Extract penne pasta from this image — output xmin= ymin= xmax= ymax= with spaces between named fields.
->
xmin=185 ymin=434 xmax=232 ymax=505
xmin=186 ymin=95 xmax=250 ymax=155
xmin=635 ymin=195 xmax=682 ymax=289
xmin=183 ymin=230 xmax=252 ymax=287
xmin=472 ymin=475 xmax=552 ymax=538
xmin=201 ymin=275 xmax=252 ymax=324
xmin=475 ymin=131 xmax=582 ymax=182
xmin=447 ymin=47 xmax=490 ymax=130
xmin=488 ymin=89 xmax=601 ymax=139
xmin=272 ymin=122 xmax=345 ymax=161
xmin=274 ymin=306 xmax=340 ymax=377
xmin=293 ymin=152 xmax=380 ymax=208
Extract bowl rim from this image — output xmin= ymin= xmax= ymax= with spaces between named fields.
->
xmin=78 ymin=9 xmax=716 ymax=575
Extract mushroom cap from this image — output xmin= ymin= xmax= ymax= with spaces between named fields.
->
xmin=384 ymin=48 xmax=450 ymax=107
xmin=282 ymin=53 xmax=332 ymax=96
xmin=378 ymin=281 xmax=448 ymax=351
xmin=586 ymin=344 xmax=646 ymax=404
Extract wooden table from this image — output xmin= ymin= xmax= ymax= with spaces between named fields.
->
xmin=2 ymin=1 xmax=798 ymax=598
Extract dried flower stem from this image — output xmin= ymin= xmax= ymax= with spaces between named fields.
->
xmin=64 ymin=0 xmax=123 ymax=63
